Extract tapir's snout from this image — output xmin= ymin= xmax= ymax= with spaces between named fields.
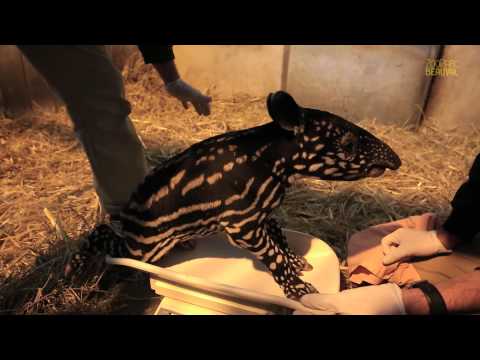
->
xmin=366 ymin=140 xmax=402 ymax=178
xmin=388 ymin=151 xmax=402 ymax=170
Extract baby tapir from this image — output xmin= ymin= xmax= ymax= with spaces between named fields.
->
xmin=66 ymin=91 xmax=401 ymax=299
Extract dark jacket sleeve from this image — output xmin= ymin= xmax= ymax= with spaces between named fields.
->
xmin=443 ymin=153 xmax=480 ymax=242
xmin=137 ymin=45 xmax=175 ymax=64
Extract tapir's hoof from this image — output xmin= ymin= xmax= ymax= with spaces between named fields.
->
xmin=302 ymin=259 xmax=314 ymax=272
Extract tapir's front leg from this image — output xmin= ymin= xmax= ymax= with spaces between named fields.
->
xmin=265 ymin=217 xmax=313 ymax=274
xmin=225 ymin=222 xmax=318 ymax=299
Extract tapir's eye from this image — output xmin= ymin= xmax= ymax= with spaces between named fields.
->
xmin=340 ymin=132 xmax=358 ymax=156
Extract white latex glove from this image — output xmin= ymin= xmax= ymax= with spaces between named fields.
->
xmin=294 ymin=283 xmax=406 ymax=315
xmin=166 ymin=79 xmax=212 ymax=116
xmin=382 ymin=228 xmax=452 ymax=266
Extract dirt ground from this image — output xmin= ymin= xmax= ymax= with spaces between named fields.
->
xmin=0 ymin=56 xmax=478 ymax=314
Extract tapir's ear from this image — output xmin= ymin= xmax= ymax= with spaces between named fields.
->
xmin=267 ymin=91 xmax=303 ymax=132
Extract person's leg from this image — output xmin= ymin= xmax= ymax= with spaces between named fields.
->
xmin=18 ymin=45 xmax=148 ymax=216
xmin=413 ymin=236 xmax=480 ymax=284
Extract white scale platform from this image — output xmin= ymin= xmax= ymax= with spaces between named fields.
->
xmin=149 ymin=229 xmax=340 ymax=315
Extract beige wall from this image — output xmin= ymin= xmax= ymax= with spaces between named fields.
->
xmin=286 ymin=45 xmax=440 ymax=126
xmin=173 ymin=45 xmax=284 ymax=98
xmin=424 ymin=45 xmax=480 ymax=133
xmin=3 ymin=44 xmax=480 ymax=133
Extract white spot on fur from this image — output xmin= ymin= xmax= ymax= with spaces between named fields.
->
xmin=224 ymin=162 xmax=234 ymax=172
xmin=308 ymin=163 xmax=323 ymax=172
xmin=324 ymin=168 xmax=339 ymax=175
xmin=322 ymin=157 xmax=336 ymax=165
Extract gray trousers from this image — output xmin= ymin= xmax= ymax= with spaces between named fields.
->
xmin=18 ymin=45 xmax=149 ymax=215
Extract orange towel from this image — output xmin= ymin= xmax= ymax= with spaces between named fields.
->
xmin=347 ymin=213 xmax=440 ymax=286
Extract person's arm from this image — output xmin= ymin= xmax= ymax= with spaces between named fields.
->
xmin=381 ymin=153 xmax=480 ymax=265
xmin=403 ymin=270 xmax=480 ymax=314
xmin=295 ymin=270 xmax=480 ymax=315
xmin=441 ymin=152 xmax=480 ymax=246
xmin=152 ymin=61 xmax=180 ymax=84
xmin=136 ymin=45 xmax=212 ymax=116
xmin=297 ymin=155 xmax=480 ymax=315
xmin=137 ymin=45 xmax=175 ymax=67
xmin=137 ymin=44 xmax=180 ymax=83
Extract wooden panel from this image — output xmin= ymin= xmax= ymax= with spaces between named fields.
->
xmin=0 ymin=45 xmax=32 ymax=117
xmin=0 ymin=87 xmax=4 ymax=116
xmin=0 ymin=45 xmax=137 ymax=117
xmin=21 ymin=53 xmax=62 ymax=109
xmin=423 ymin=45 xmax=480 ymax=133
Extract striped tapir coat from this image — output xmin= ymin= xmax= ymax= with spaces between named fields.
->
xmin=66 ymin=91 xmax=401 ymax=299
